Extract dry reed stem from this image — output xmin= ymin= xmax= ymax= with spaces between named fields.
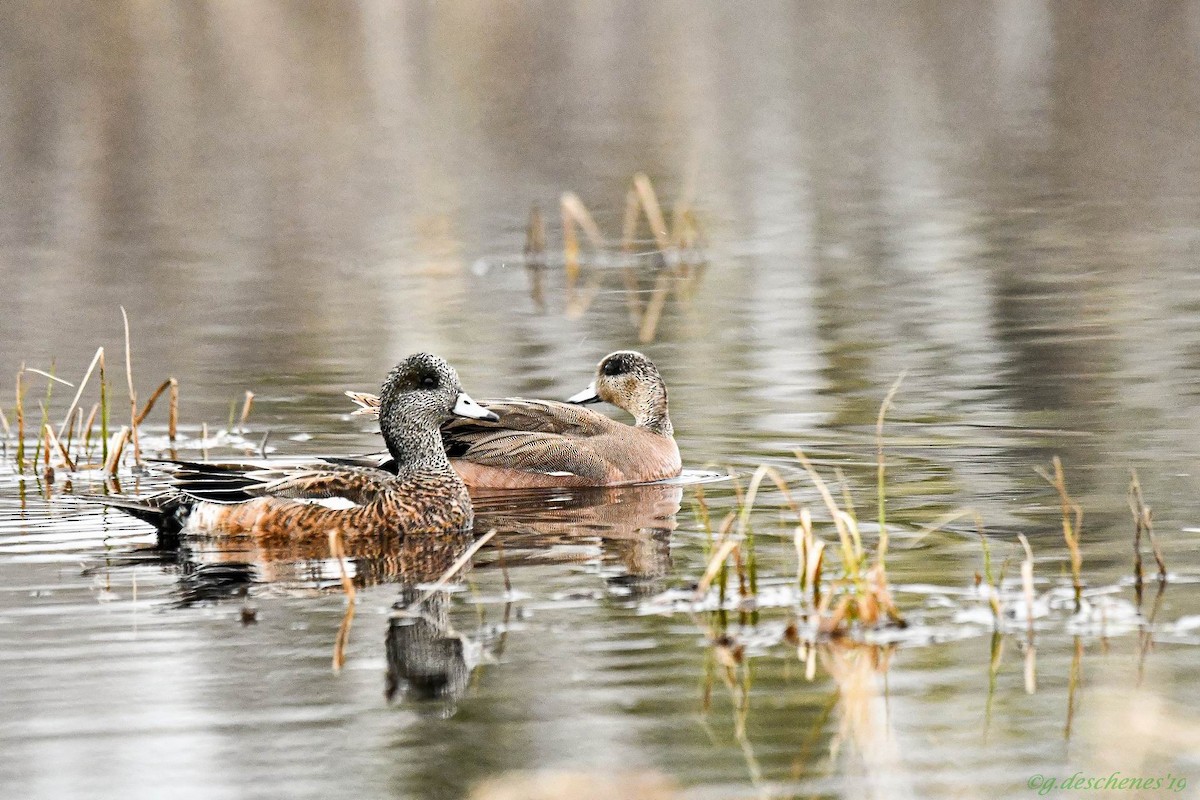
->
xmin=25 ymin=368 xmax=72 ymax=387
xmin=1017 ymin=533 xmax=1035 ymax=637
xmin=1128 ymin=470 xmax=1167 ymax=585
xmin=637 ymin=269 xmax=673 ymax=343
xmin=524 ymin=204 xmax=547 ymax=311
xmin=401 ymin=529 xmax=498 ymax=612
xmin=560 ymin=192 xmax=606 ymax=249
xmin=64 ymin=406 xmax=82 ymax=460
xmin=794 ymin=449 xmax=861 ymax=574
xmin=82 ymin=403 xmax=99 ymax=458
xmin=738 ymin=464 xmax=801 ymax=539
xmin=58 ymin=347 xmax=103 ymax=439
xmin=15 ymin=364 xmax=26 ymax=472
xmin=561 ymin=201 xmax=580 ymax=298
xmin=632 ymin=173 xmax=671 ymax=253
xmin=620 ymin=188 xmax=644 ymax=322
xmin=168 ymin=379 xmax=178 ymax=444
xmin=200 ymin=422 xmax=209 ymax=461
xmin=1035 ymin=457 xmax=1083 ymax=609
xmin=104 ymin=426 xmax=130 ymax=475
xmin=329 ymin=529 xmax=356 ymax=672
xmin=134 ymin=378 xmax=177 ymax=426
xmin=1065 ymin=636 xmax=1083 ymax=740
xmin=44 ymin=424 xmax=75 ymax=472
xmin=120 ymin=307 xmax=141 ymax=466
xmin=1018 ymin=533 xmax=1037 ymax=693
xmin=98 ymin=349 xmax=108 ymax=464
xmin=796 ymin=507 xmax=826 ymax=607
xmin=238 ymin=391 xmax=254 ymax=433
xmin=696 ymin=537 xmax=742 ymax=600
xmin=0 ymin=405 xmax=9 ymax=437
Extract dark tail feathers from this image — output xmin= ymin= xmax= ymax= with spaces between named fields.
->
xmin=94 ymin=493 xmax=194 ymax=536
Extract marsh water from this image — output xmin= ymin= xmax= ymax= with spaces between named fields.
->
xmin=4 ymin=4 xmax=1200 ymax=799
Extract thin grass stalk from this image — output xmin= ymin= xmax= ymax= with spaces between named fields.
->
xmin=1129 ymin=470 xmax=1167 ymax=584
xmin=0 ymin=405 xmax=9 ymax=439
xmin=64 ymin=406 xmax=82 ymax=463
xmin=833 ymin=467 xmax=857 ymax=523
xmin=57 ymin=346 xmax=103 ymax=439
xmin=238 ymin=391 xmax=254 ymax=434
xmin=1036 ymin=457 xmax=1083 ymax=611
xmin=81 ymin=403 xmax=99 ymax=462
xmin=696 ymin=535 xmax=741 ymax=600
xmin=32 ymin=399 xmax=51 ymax=471
xmin=794 ymin=449 xmax=860 ymax=577
xmin=400 ymin=529 xmax=498 ymax=611
xmin=168 ymin=378 xmax=178 ymax=445
xmin=121 ymin=307 xmax=141 ymax=466
xmin=875 ymin=372 xmax=905 ymax=572
xmin=15 ymin=364 xmax=26 ymax=472
xmin=98 ymin=349 xmax=109 ymax=464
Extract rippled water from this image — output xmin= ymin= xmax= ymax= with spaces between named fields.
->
xmin=4 ymin=4 xmax=1200 ymax=799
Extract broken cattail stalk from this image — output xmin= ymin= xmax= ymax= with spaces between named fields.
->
xmin=201 ymin=422 xmax=209 ymax=461
xmin=238 ymin=391 xmax=254 ymax=433
xmin=58 ymin=346 xmax=104 ymax=439
xmin=121 ymin=307 xmax=141 ymax=466
xmin=103 ymin=426 xmax=130 ymax=475
xmin=134 ymin=378 xmax=177 ymax=426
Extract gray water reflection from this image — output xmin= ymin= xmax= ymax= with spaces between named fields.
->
xmin=4 ymin=2 xmax=1200 ymax=799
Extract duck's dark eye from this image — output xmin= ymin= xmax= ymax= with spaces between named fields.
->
xmin=603 ymin=358 xmax=625 ymax=376
xmin=421 ymin=375 xmax=438 ymax=389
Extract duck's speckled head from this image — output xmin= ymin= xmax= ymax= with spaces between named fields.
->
xmin=379 ymin=353 xmax=496 ymax=465
xmin=567 ymin=350 xmax=673 ymax=436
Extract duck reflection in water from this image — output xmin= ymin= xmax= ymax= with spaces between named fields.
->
xmin=172 ymin=480 xmax=683 ymax=707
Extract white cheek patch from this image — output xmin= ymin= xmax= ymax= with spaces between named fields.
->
xmin=296 ymin=497 xmax=361 ymax=510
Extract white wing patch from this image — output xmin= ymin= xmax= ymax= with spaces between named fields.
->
xmin=296 ymin=497 xmax=361 ymax=510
